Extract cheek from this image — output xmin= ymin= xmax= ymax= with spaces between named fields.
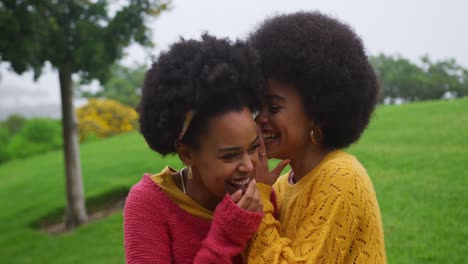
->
xmin=270 ymin=113 xmax=289 ymax=130
xmin=279 ymin=112 xmax=310 ymax=146
xmin=202 ymin=161 xmax=238 ymax=192
xmin=288 ymin=107 xmax=309 ymax=132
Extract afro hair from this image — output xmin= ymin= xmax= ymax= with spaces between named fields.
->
xmin=138 ymin=34 xmax=263 ymax=155
xmin=249 ymin=11 xmax=380 ymax=149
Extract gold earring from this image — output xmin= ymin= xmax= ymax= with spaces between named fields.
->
xmin=187 ymin=166 xmax=192 ymax=179
xmin=310 ymin=129 xmax=318 ymax=145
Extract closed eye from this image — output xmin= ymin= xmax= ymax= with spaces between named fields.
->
xmin=220 ymin=153 xmax=240 ymax=160
xmin=268 ymin=104 xmax=282 ymax=114
xmin=247 ymin=143 xmax=260 ymax=154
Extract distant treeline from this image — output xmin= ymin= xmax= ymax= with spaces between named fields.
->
xmin=79 ymin=55 xmax=468 ymax=108
xmin=370 ymin=54 xmax=468 ymax=104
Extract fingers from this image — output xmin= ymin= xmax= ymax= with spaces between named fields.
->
xmin=245 ymin=182 xmax=262 ymax=212
xmin=257 ymin=128 xmax=267 ymax=161
xmin=230 ymin=189 xmax=243 ymax=203
xmin=249 ymin=184 xmax=262 ymax=212
xmin=255 ymin=127 xmax=271 ymax=185
xmin=237 ymin=179 xmax=256 ymax=208
xmin=271 ymin=159 xmax=291 ymax=178
xmin=236 ymin=179 xmax=263 ymax=212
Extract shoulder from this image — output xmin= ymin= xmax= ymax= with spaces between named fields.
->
xmin=128 ymin=174 xmax=160 ymax=197
xmin=318 ymin=151 xmax=381 ymax=215
xmin=125 ymin=175 xmax=169 ymax=214
xmin=127 ymin=166 xmax=175 ymax=203
xmin=300 ymin=151 xmax=380 ymax=213
xmin=316 ymin=151 xmax=371 ymax=190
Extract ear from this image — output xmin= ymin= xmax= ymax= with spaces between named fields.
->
xmin=175 ymin=141 xmax=194 ymax=167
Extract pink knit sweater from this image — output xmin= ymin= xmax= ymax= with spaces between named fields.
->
xmin=124 ymin=175 xmax=264 ymax=263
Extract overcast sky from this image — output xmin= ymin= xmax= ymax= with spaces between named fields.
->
xmin=1 ymin=0 xmax=467 ymax=110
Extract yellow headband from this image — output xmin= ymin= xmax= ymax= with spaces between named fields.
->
xmin=178 ymin=110 xmax=195 ymax=140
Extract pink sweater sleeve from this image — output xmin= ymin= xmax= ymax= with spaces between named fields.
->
xmin=194 ymin=194 xmax=264 ymax=262
xmin=124 ymin=182 xmax=173 ymax=263
xmin=124 ymin=179 xmax=264 ymax=264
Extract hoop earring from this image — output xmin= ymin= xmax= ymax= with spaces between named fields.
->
xmin=187 ymin=166 xmax=193 ymax=179
xmin=310 ymin=129 xmax=319 ymax=145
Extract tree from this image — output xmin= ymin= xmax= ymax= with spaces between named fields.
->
xmin=0 ymin=0 xmax=169 ymax=228
xmin=370 ymin=54 xmax=426 ymax=103
xmin=370 ymin=53 xmax=468 ymax=103
xmin=78 ymin=63 xmax=147 ymax=107
xmin=420 ymin=55 xmax=468 ymax=99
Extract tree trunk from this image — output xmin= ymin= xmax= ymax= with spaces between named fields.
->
xmin=59 ymin=66 xmax=88 ymax=228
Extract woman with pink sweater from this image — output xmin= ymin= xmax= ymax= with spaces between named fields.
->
xmin=123 ymin=34 xmax=287 ymax=263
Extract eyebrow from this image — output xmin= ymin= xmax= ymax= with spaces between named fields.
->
xmin=266 ymin=94 xmax=286 ymax=102
xmin=218 ymin=135 xmax=260 ymax=153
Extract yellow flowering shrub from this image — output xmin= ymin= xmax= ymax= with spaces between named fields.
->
xmin=76 ymin=99 xmax=138 ymax=141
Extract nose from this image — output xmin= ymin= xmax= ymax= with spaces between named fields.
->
xmin=238 ymin=153 xmax=255 ymax=173
xmin=255 ymin=109 xmax=268 ymax=125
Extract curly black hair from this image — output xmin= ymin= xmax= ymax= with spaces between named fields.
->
xmin=248 ymin=11 xmax=380 ymax=149
xmin=138 ymin=34 xmax=263 ymax=155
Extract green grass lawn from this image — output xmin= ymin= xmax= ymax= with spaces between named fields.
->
xmin=0 ymin=98 xmax=467 ymax=263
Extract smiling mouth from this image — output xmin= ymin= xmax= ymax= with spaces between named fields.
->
xmin=262 ymin=131 xmax=280 ymax=144
xmin=225 ymin=177 xmax=252 ymax=193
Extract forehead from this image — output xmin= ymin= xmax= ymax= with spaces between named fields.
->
xmin=200 ymin=108 xmax=257 ymax=148
xmin=266 ymin=80 xmax=301 ymax=102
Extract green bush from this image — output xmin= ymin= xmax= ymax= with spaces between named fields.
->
xmin=19 ymin=118 xmax=62 ymax=145
xmin=2 ymin=114 xmax=26 ymax=135
xmin=7 ymin=136 xmax=48 ymax=159
xmin=0 ymin=127 xmax=10 ymax=163
xmin=0 ymin=118 xmax=62 ymax=163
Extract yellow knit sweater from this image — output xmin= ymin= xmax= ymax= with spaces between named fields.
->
xmin=247 ymin=150 xmax=386 ymax=263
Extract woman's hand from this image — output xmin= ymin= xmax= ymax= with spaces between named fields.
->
xmin=255 ymin=128 xmax=290 ymax=185
xmin=230 ymin=179 xmax=263 ymax=213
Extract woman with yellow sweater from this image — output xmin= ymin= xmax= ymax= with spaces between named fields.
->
xmin=246 ymin=12 xmax=386 ymax=263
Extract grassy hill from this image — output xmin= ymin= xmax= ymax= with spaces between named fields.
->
xmin=0 ymin=98 xmax=466 ymax=263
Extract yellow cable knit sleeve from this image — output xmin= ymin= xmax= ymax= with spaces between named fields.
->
xmin=247 ymin=160 xmax=386 ymax=263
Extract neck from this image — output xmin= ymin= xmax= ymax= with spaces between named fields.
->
xmin=289 ymin=145 xmax=334 ymax=182
xmin=185 ymin=171 xmax=222 ymax=212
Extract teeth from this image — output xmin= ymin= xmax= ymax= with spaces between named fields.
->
xmin=263 ymin=132 xmax=279 ymax=140
xmin=230 ymin=178 xmax=250 ymax=187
